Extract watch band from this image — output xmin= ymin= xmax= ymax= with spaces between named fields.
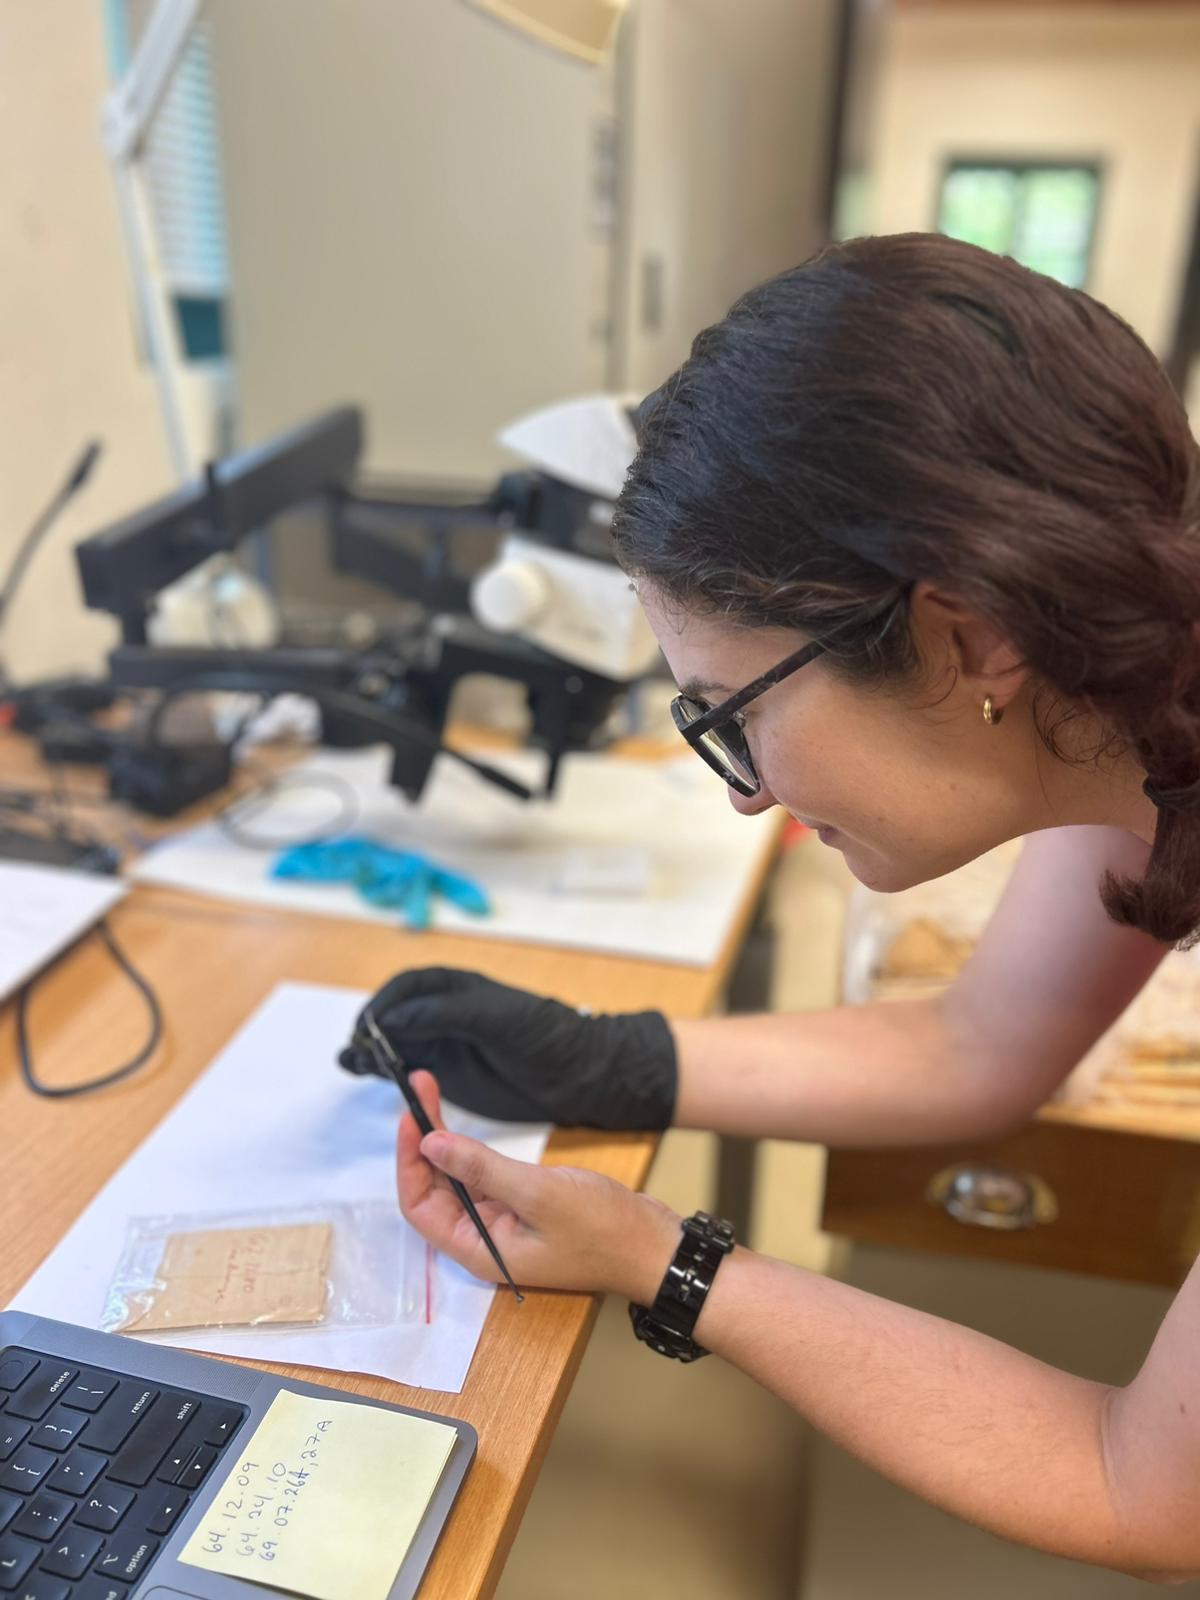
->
xmin=629 ymin=1210 xmax=735 ymax=1362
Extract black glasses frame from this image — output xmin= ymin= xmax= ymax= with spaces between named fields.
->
xmin=670 ymin=639 xmax=827 ymax=797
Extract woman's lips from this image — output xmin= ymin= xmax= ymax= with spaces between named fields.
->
xmin=795 ymin=814 xmax=838 ymax=842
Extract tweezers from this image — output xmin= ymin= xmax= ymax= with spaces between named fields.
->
xmin=362 ymin=1009 xmax=524 ymax=1303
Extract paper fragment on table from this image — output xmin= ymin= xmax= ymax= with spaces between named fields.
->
xmin=117 ymin=1224 xmax=332 ymax=1333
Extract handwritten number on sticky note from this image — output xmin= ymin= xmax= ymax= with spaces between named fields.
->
xmin=200 ymin=1433 xmax=333 ymax=1562
xmin=180 ymin=1391 xmax=456 ymax=1600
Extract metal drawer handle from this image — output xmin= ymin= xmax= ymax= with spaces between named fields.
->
xmin=926 ymin=1163 xmax=1058 ymax=1231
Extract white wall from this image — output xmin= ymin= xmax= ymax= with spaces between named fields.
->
xmin=867 ymin=3 xmax=1200 ymax=354
xmin=211 ymin=0 xmax=837 ymax=604
xmin=0 ymin=0 xmax=175 ymax=681
xmin=617 ymin=0 xmax=839 ymax=394
xmin=210 ymin=0 xmax=617 ymax=490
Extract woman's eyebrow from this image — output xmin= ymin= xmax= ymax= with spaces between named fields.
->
xmin=679 ymin=677 xmax=733 ymax=701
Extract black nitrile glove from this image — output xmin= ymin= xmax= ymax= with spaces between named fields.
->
xmin=338 ymin=967 xmax=677 ymax=1130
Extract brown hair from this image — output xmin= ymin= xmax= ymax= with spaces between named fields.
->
xmin=613 ymin=233 xmax=1200 ymax=944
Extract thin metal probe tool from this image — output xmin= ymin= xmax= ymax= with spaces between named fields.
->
xmin=363 ymin=1010 xmax=525 ymax=1303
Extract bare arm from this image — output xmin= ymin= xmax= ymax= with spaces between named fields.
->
xmin=693 ymin=1242 xmax=1200 ymax=1582
xmin=406 ymin=1066 xmax=1200 ymax=1581
xmin=673 ymin=826 xmax=1169 ymax=1144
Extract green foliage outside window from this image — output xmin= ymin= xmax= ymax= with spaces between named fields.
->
xmin=938 ymin=163 xmax=1100 ymax=289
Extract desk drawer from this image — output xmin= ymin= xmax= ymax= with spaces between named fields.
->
xmin=821 ymin=1120 xmax=1200 ymax=1287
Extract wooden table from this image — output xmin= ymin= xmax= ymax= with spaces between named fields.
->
xmin=0 ymin=733 xmax=779 ymax=1599
xmin=823 ymin=1044 xmax=1200 ymax=1290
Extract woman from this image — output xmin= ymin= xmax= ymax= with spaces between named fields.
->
xmin=345 ymin=234 xmax=1200 ymax=1579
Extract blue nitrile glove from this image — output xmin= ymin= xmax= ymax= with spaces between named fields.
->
xmin=271 ymin=837 xmax=489 ymax=930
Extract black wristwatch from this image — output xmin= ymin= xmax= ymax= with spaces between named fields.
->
xmin=628 ymin=1210 xmax=735 ymax=1362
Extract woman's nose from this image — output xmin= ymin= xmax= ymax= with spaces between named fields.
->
xmin=727 ymin=782 xmax=778 ymax=817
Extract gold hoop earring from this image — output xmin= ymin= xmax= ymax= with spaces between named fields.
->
xmin=982 ymin=695 xmax=1003 ymax=727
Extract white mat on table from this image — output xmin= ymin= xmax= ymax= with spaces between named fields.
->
xmin=11 ymin=982 xmax=549 ymax=1394
xmin=128 ymin=746 xmax=776 ymax=967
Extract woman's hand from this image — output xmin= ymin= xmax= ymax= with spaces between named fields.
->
xmin=396 ymin=1070 xmax=681 ymax=1301
xmin=343 ymin=967 xmax=678 ymax=1130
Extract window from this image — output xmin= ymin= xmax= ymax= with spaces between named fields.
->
xmin=104 ymin=0 xmax=231 ymax=361
xmin=937 ymin=161 xmax=1100 ymax=290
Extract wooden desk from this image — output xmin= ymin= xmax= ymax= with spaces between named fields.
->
xmin=823 ymin=1050 xmax=1200 ymax=1290
xmin=0 ymin=736 xmax=777 ymax=1599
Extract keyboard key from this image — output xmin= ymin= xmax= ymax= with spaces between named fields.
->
xmin=0 ymin=1348 xmax=246 ymax=1597
xmin=0 ymin=1449 xmax=55 ymax=1494
xmin=6 ymin=1368 xmax=75 ymax=1424
xmin=72 ymin=1483 xmax=134 ymax=1534
xmin=107 ymin=1394 xmax=198 ymax=1487
xmin=11 ymin=1575 xmax=70 ymax=1600
xmin=29 ymin=1409 xmax=86 ymax=1454
xmin=40 ymin=1526 xmax=103 ymax=1580
xmin=141 ymin=1482 xmax=188 ymax=1535
xmin=155 ymin=1413 xmax=212 ymax=1486
xmin=47 ymin=1450 xmax=104 ymax=1497
xmin=77 ymin=1385 xmax=157 ymax=1454
xmin=0 ymin=1532 xmax=38 ymax=1589
xmin=0 ymin=1357 xmax=38 ymax=1394
xmin=58 ymin=1374 xmax=115 ymax=1416
xmin=11 ymin=1574 xmax=70 ymax=1600
xmin=73 ymin=1580 xmax=126 ymax=1600
xmin=175 ymin=1444 xmax=218 ymax=1491
xmin=11 ymin=1491 xmax=73 ymax=1542
xmin=203 ymin=1404 xmax=244 ymax=1449
xmin=93 ymin=1530 xmax=158 ymax=1583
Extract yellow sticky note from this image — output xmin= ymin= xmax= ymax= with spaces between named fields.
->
xmin=178 ymin=1389 xmax=458 ymax=1600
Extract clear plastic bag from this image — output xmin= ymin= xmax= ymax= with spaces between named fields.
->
xmin=100 ymin=1200 xmax=426 ymax=1340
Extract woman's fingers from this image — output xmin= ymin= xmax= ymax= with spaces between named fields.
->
xmin=409 ymin=1068 xmax=444 ymax=1127
xmin=396 ymin=1109 xmax=435 ymax=1213
xmin=420 ymin=1130 xmax=541 ymax=1214
xmin=396 ymin=1069 xmax=447 ymax=1214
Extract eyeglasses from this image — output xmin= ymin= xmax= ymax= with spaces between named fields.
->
xmin=670 ymin=639 xmax=826 ymax=797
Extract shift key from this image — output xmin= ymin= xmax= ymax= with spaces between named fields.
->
xmin=107 ymin=1395 xmax=198 ymax=1487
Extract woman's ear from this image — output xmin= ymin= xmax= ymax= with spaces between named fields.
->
xmin=909 ymin=580 xmax=1029 ymax=710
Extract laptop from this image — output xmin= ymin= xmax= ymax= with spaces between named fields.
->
xmin=0 ymin=1310 xmax=476 ymax=1600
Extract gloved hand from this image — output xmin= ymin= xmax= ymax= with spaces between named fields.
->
xmin=338 ymin=967 xmax=677 ymax=1130
xmin=272 ymin=838 xmax=489 ymax=931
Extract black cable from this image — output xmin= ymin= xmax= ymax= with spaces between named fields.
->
xmin=0 ymin=784 xmax=117 ymax=813
xmin=0 ymin=767 xmax=108 ymax=845
xmin=214 ymin=766 xmax=361 ymax=851
xmin=167 ymin=689 xmax=360 ymax=849
xmin=16 ymin=919 xmax=164 ymax=1099
xmin=0 ymin=443 xmax=103 ymax=690
xmin=12 ymin=759 xmax=164 ymax=1100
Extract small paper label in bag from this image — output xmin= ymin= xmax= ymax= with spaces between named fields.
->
xmin=117 ymin=1223 xmax=332 ymax=1332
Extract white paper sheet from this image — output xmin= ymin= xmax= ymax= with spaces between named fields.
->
xmin=128 ymin=747 xmax=776 ymax=967
xmin=10 ymin=983 xmax=549 ymax=1394
xmin=0 ymin=862 xmax=126 ymax=1001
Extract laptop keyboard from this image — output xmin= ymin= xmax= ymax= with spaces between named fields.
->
xmin=0 ymin=1346 xmax=246 ymax=1599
